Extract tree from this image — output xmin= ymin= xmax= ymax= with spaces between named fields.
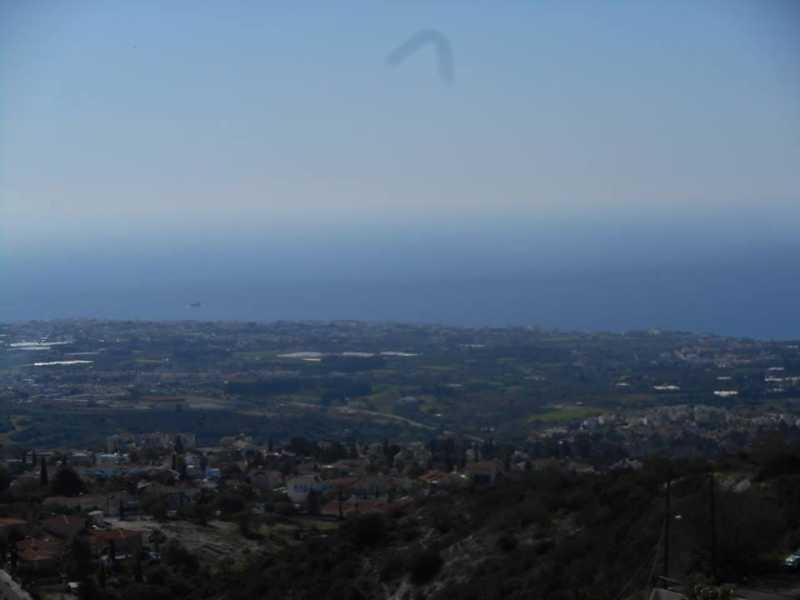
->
xmin=445 ymin=454 xmax=454 ymax=473
xmin=307 ymin=489 xmax=321 ymax=516
xmin=51 ymin=466 xmax=84 ymax=496
xmin=191 ymin=501 xmax=212 ymax=526
xmin=148 ymin=529 xmax=167 ymax=554
xmin=164 ymin=540 xmax=199 ymax=575
xmin=134 ymin=552 xmax=143 ymax=583
xmin=346 ymin=514 xmax=387 ymax=548
xmin=174 ymin=435 xmax=184 ymax=455
xmin=108 ymin=539 xmax=118 ymax=570
xmin=142 ymin=496 xmax=168 ymax=521
xmin=0 ymin=467 xmax=11 ymax=493
xmin=288 ymin=436 xmax=315 ymax=457
xmin=237 ymin=513 xmax=255 ymax=539
xmin=217 ymin=493 xmax=246 ymax=515
xmin=69 ymin=537 xmax=92 ymax=580
xmin=40 ymin=459 xmax=49 ymax=487
xmin=407 ymin=548 xmax=443 ymax=585
xmin=78 ymin=577 xmax=99 ymax=600
xmin=685 ymin=576 xmax=735 ymax=600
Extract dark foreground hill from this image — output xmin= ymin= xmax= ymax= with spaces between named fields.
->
xmin=106 ymin=440 xmax=800 ymax=600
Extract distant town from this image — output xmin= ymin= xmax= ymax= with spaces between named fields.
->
xmin=0 ymin=320 xmax=799 ymax=599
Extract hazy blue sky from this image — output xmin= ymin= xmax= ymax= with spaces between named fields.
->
xmin=2 ymin=1 xmax=799 ymax=335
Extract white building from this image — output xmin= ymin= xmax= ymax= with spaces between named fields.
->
xmin=286 ymin=474 xmax=326 ymax=504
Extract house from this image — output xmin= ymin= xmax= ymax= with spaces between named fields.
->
xmin=296 ymin=462 xmax=319 ymax=475
xmin=69 ymin=452 xmax=93 ymax=467
xmin=327 ymin=458 xmax=368 ymax=474
xmin=107 ymin=432 xmax=196 ymax=453
xmin=42 ymin=515 xmax=86 ymax=541
xmin=87 ymin=529 xmax=142 ymax=559
xmin=2 ymin=458 xmax=24 ymax=475
xmin=0 ymin=518 xmax=27 ymax=542
xmin=140 ymin=483 xmax=198 ymax=514
xmin=320 ymin=463 xmax=353 ymax=479
xmin=325 ymin=477 xmax=359 ymax=497
xmin=321 ymin=496 xmax=413 ymax=518
xmin=43 ymin=493 xmax=137 ymax=516
xmin=418 ymin=470 xmax=451 ymax=486
xmin=96 ymin=453 xmax=128 ymax=466
xmin=165 ymin=490 xmax=196 ymax=512
xmin=350 ymin=476 xmax=392 ymax=500
xmin=465 ymin=460 xmax=503 ymax=485
xmin=15 ymin=537 xmax=64 ymax=573
xmin=206 ymin=449 xmax=240 ymax=465
xmin=649 ymin=590 xmax=685 ymax=600
xmin=87 ymin=511 xmax=106 ymax=527
xmin=249 ymin=469 xmax=283 ymax=492
xmin=286 ymin=475 xmax=327 ymax=504
xmin=219 ymin=434 xmax=253 ymax=450
xmin=392 ymin=443 xmax=432 ymax=471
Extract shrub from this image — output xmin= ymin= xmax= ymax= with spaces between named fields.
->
xmin=380 ymin=553 xmax=406 ymax=581
xmin=407 ymin=548 xmax=443 ymax=585
xmin=217 ymin=493 xmax=246 ymax=515
xmin=346 ymin=514 xmax=387 ymax=548
xmin=164 ymin=541 xmax=199 ymax=576
xmin=497 ymin=533 xmax=518 ymax=552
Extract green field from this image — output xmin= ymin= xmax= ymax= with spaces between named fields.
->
xmin=528 ymin=406 xmax=603 ymax=423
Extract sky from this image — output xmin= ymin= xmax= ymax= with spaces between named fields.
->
xmin=1 ymin=1 xmax=799 ymax=335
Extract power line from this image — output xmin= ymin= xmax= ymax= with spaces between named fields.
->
xmin=616 ymin=532 xmax=663 ymax=600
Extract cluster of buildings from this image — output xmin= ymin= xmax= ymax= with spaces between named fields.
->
xmin=528 ymin=402 xmax=800 ymax=462
xmin=0 ymin=431 xmax=525 ymax=597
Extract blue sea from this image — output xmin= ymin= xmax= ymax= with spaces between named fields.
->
xmin=3 ymin=218 xmax=799 ymax=339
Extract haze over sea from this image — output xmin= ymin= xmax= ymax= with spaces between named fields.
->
xmin=4 ymin=207 xmax=799 ymax=340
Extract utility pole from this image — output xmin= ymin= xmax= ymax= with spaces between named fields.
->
xmin=709 ymin=472 xmax=717 ymax=582
xmin=664 ymin=477 xmax=671 ymax=578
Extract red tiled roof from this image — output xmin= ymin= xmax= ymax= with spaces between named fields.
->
xmin=418 ymin=470 xmax=450 ymax=483
xmin=43 ymin=515 xmax=84 ymax=526
xmin=16 ymin=537 xmax=63 ymax=562
xmin=326 ymin=477 xmax=359 ymax=490
xmin=321 ymin=497 xmax=412 ymax=517
xmin=465 ymin=461 xmax=500 ymax=474
xmin=88 ymin=529 xmax=142 ymax=544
